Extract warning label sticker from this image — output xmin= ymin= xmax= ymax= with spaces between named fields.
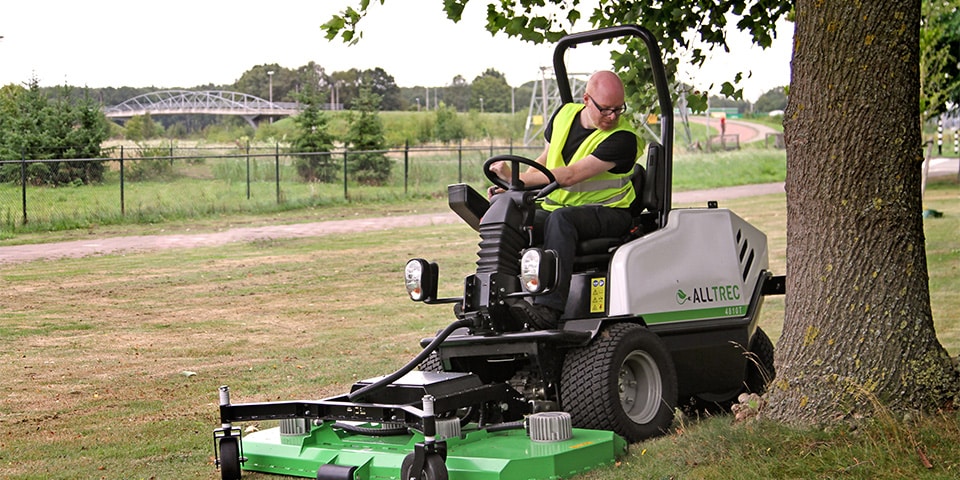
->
xmin=590 ymin=277 xmax=606 ymax=313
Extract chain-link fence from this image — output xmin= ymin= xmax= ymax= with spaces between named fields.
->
xmin=0 ymin=142 xmax=541 ymax=234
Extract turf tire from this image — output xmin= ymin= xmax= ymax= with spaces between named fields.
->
xmin=560 ymin=322 xmax=677 ymax=442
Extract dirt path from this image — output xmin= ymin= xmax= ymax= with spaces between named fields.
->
xmin=0 ymin=183 xmax=790 ymax=265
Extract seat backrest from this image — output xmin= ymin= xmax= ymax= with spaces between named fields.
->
xmin=628 ymin=163 xmax=646 ymax=217
xmin=640 ymin=141 xmax=663 ymax=216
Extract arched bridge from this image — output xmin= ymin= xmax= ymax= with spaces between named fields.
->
xmin=103 ymin=90 xmax=301 ymax=127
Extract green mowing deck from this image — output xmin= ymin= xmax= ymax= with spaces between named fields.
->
xmin=235 ymin=422 xmax=627 ymax=480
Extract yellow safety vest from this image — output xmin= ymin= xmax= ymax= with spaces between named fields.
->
xmin=542 ymin=103 xmax=642 ymax=212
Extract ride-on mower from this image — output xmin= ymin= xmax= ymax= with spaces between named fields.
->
xmin=212 ymin=24 xmax=785 ymax=480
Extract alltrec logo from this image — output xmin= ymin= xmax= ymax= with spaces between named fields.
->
xmin=677 ymin=285 xmax=741 ymax=305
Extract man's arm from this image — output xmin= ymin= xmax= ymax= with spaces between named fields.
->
xmin=490 ymin=144 xmax=615 ymax=189
xmin=539 ymin=154 xmax=615 ymax=187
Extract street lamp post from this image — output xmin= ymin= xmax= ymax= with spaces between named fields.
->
xmin=267 ymin=70 xmax=275 ymax=103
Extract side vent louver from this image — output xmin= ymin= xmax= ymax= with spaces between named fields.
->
xmin=736 ymin=228 xmax=755 ymax=281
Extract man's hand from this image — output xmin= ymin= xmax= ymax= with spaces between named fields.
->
xmin=489 ymin=161 xmax=512 ymax=182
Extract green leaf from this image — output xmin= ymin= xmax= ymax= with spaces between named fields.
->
xmin=720 ymin=82 xmax=743 ymax=100
xmin=320 ymin=16 xmax=346 ymax=40
xmin=686 ymin=91 xmax=709 ymax=112
xmin=443 ymin=0 xmax=467 ymax=21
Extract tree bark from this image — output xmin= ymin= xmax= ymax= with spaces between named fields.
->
xmin=768 ymin=0 xmax=959 ymax=424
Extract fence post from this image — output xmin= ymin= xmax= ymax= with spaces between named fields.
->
xmin=509 ymin=137 xmax=513 ymax=155
xmin=490 ymin=138 xmax=494 ymax=158
xmin=938 ymin=118 xmax=943 ymax=155
xmin=458 ymin=139 xmax=463 ymax=184
xmin=275 ymin=143 xmax=281 ymax=204
xmin=343 ymin=150 xmax=349 ymax=200
xmin=245 ymin=142 xmax=251 ymax=200
xmin=20 ymin=151 xmax=27 ymax=225
xmin=404 ymin=140 xmax=409 ymax=195
xmin=120 ymin=145 xmax=125 ymax=216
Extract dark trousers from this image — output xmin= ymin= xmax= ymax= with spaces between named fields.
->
xmin=532 ymin=205 xmax=633 ymax=312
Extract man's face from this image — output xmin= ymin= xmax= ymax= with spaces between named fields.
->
xmin=584 ymin=91 xmax=626 ymax=130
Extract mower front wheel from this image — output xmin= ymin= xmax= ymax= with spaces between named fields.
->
xmin=560 ymin=323 xmax=677 ymax=443
xmin=218 ymin=436 xmax=241 ymax=480
xmin=400 ymin=451 xmax=448 ymax=480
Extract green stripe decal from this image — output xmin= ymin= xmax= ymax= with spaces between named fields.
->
xmin=643 ymin=305 xmax=748 ymax=324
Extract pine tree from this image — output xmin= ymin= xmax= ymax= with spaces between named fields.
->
xmin=345 ymin=88 xmax=391 ymax=185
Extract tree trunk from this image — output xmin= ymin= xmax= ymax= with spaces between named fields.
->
xmin=767 ymin=0 xmax=959 ymax=424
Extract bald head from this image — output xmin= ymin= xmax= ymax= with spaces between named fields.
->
xmin=582 ymin=70 xmax=626 ymax=130
xmin=586 ymin=71 xmax=625 ymax=103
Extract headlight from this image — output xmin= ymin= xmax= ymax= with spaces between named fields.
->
xmin=405 ymin=259 xmax=426 ymax=301
xmin=520 ymin=248 xmax=557 ymax=294
xmin=404 ymin=258 xmax=438 ymax=302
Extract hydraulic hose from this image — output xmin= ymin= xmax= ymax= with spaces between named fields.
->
xmin=347 ymin=318 xmax=472 ymax=402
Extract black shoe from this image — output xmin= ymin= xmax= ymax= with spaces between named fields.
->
xmin=509 ymin=301 xmax=562 ymax=330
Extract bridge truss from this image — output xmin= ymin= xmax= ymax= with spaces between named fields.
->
xmin=103 ymin=90 xmax=300 ymax=127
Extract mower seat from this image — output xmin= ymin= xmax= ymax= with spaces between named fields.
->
xmin=572 ymin=141 xmax=663 ymax=270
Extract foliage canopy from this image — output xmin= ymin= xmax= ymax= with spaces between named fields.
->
xmin=0 ymin=79 xmax=109 ymax=186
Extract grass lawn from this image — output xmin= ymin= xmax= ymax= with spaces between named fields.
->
xmin=0 ymin=178 xmax=956 ymax=479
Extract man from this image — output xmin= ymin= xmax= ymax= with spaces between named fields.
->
xmin=490 ymin=70 xmax=643 ymax=328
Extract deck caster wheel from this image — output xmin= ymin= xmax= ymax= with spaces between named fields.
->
xmin=400 ymin=451 xmax=448 ymax=480
xmin=218 ymin=436 xmax=241 ymax=480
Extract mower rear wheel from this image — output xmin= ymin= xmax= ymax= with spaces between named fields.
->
xmin=745 ymin=327 xmax=775 ymax=394
xmin=560 ymin=323 xmax=677 ymax=442
xmin=218 ymin=436 xmax=241 ymax=480
xmin=691 ymin=327 xmax=778 ymax=410
xmin=400 ymin=452 xmax=448 ymax=480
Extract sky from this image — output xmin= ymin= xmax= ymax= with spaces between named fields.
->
xmin=0 ymin=1 xmax=792 ymax=102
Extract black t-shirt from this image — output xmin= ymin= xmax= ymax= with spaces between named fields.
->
xmin=544 ymin=108 xmax=637 ymax=174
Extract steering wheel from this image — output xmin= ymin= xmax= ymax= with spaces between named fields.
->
xmin=482 ymin=155 xmax=560 ymax=198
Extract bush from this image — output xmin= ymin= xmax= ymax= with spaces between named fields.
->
xmin=295 ymin=152 xmax=339 ymax=183
xmin=126 ymin=142 xmax=177 ymax=181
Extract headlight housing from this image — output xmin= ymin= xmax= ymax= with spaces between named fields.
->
xmin=519 ymin=248 xmax=558 ymax=294
xmin=405 ymin=258 xmax=438 ymax=302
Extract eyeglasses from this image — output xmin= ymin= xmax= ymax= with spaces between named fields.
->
xmin=586 ymin=95 xmax=627 ymax=117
